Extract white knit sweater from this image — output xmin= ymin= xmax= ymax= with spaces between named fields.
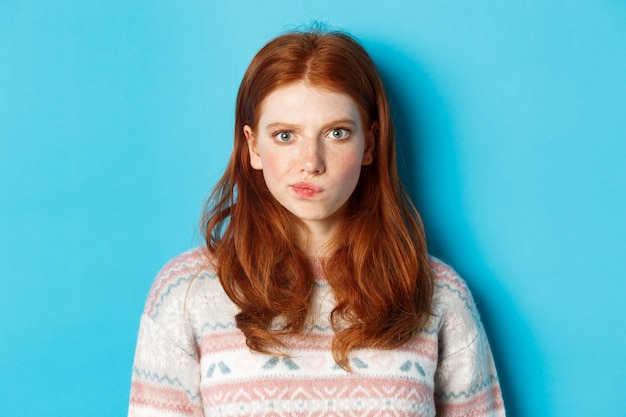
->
xmin=128 ymin=248 xmax=505 ymax=416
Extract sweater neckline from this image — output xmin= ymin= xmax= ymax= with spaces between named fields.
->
xmin=308 ymin=257 xmax=326 ymax=282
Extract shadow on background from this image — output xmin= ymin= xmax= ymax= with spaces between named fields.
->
xmin=365 ymin=39 xmax=549 ymax=417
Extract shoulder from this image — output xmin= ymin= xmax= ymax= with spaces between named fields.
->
xmin=142 ymin=247 xmax=217 ymax=320
xmin=427 ymin=256 xmax=484 ymax=357
xmin=428 ymin=256 xmax=475 ymax=310
xmin=137 ymin=247 xmax=224 ymax=354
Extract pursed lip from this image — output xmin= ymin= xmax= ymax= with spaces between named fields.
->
xmin=291 ymin=182 xmax=323 ymax=197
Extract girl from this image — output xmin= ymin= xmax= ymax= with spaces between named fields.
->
xmin=128 ymin=29 xmax=505 ymax=416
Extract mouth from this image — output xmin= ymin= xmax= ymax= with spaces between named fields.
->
xmin=292 ymin=182 xmax=323 ymax=198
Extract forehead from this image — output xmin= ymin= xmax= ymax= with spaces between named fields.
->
xmin=256 ymin=82 xmax=364 ymax=125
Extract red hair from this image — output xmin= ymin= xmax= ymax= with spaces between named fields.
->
xmin=202 ymin=29 xmax=433 ymax=368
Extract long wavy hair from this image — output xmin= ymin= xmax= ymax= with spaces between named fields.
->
xmin=202 ymin=29 xmax=433 ymax=369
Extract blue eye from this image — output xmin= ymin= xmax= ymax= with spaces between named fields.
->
xmin=276 ymin=131 xmax=293 ymax=142
xmin=329 ymin=128 xmax=349 ymax=139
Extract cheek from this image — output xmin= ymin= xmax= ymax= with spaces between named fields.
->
xmin=257 ymin=152 xmax=285 ymax=183
xmin=345 ymin=146 xmax=367 ymax=172
xmin=337 ymin=153 xmax=365 ymax=185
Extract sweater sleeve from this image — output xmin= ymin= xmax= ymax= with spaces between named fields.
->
xmin=128 ymin=314 xmax=204 ymax=417
xmin=432 ymin=264 xmax=505 ymax=416
xmin=128 ymin=250 xmax=208 ymax=417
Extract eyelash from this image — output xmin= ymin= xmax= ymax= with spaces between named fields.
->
xmin=272 ymin=127 xmax=351 ymax=142
xmin=327 ymin=127 xmax=351 ymax=139
xmin=274 ymin=131 xmax=294 ymax=142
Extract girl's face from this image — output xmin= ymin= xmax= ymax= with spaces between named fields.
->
xmin=244 ymin=82 xmax=374 ymax=240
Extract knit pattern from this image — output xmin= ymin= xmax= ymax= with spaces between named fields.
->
xmin=128 ymin=248 xmax=505 ymax=416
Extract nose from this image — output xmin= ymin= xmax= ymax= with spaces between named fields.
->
xmin=300 ymin=138 xmax=325 ymax=174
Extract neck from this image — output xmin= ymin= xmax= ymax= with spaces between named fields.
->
xmin=299 ymin=220 xmax=340 ymax=257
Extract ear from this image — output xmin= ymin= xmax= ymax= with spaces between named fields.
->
xmin=244 ymin=125 xmax=263 ymax=170
xmin=361 ymin=121 xmax=377 ymax=166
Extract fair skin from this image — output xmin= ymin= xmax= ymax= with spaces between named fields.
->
xmin=244 ymin=82 xmax=374 ymax=256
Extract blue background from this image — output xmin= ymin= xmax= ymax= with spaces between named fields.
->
xmin=1 ymin=1 xmax=625 ymax=416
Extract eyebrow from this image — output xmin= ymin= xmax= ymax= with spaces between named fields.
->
xmin=265 ymin=119 xmax=357 ymax=131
